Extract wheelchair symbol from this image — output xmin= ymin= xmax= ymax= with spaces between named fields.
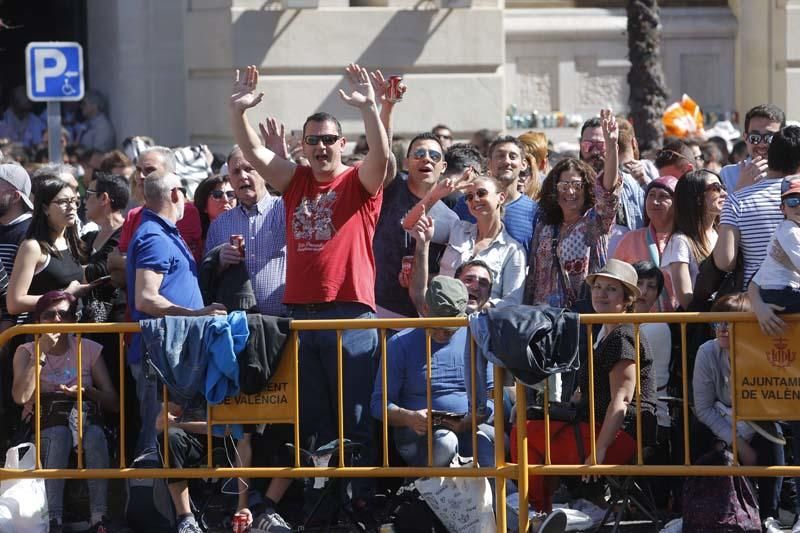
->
xmin=62 ymin=71 xmax=79 ymax=96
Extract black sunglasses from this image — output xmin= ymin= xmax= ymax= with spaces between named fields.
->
xmin=304 ymin=134 xmax=340 ymax=146
xmin=465 ymin=188 xmax=490 ymax=202
xmin=40 ymin=309 xmax=75 ymax=322
xmin=210 ymin=190 xmax=236 ymax=201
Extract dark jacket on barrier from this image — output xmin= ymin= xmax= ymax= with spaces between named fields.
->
xmin=198 ymin=244 xmax=259 ymax=312
xmin=467 ymin=304 xmax=581 ymax=414
xmin=141 ymin=312 xmax=249 ymax=404
xmin=241 ymin=313 xmax=292 ymax=395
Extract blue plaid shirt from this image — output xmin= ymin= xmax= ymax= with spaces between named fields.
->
xmin=205 ymin=194 xmax=287 ymax=317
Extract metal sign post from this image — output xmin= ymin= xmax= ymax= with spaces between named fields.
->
xmin=25 ymin=42 xmax=85 ymax=164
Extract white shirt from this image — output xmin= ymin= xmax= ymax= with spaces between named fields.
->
xmin=437 ymin=220 xmax=526 ymax=305
xmin=661 ymin=232 xmax=718 ymax=288
xmin=752 ymin=220 xmax=800 ymax=289
xmin=641 ymin=322 xmax=672 ymax=427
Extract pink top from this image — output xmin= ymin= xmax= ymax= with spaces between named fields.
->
xmin=21 ymin=336 xmax=103 ymax=393
xmin=613 ymin=226 xmax=675 ymax=312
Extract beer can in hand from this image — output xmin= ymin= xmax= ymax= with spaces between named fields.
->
xmin=388 ymin=76 xmax=404 ymax=103
xmin=232 ymin=513 xmax=249 ymax=533
xmin=230 ymin=234 xmax=245 ymax=257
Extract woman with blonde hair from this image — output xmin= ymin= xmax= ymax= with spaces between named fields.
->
xmin=518 ymin=131 xmax=549 ymax=200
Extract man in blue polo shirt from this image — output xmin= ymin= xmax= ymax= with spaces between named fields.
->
xmin=126 ymin=170 xmax=225 ymax=465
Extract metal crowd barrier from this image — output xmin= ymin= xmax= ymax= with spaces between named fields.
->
xmin=0 ymin=313 xmax=799 ymax=533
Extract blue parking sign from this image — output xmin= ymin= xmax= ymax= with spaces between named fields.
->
xmin=25 ymin=42 xmax=84 ymax=102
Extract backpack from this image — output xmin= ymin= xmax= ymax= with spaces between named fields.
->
xmin=125 ymin=458 xmax=175 ymax=533
xmin=682 ymin=448 xmax=760 ymax=532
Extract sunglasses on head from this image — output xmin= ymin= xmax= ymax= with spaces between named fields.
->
xmin=304 ymin=134 xmax=340 ymax=146
xmin=784 ymin=196 xmax=800 ymax=208
xmin=411 ymin=147 xmax=443 ymax=163
xmin=465 ymin=188 xmax=490 ymax=202
xmin=656 ymin=149 xmax=693 ymax=164
xmin=210 ymin=190 xmax=236 ymax=201
xmin=747 ymin=132 xmax=774 ymax=146
xmin=40 ymin=309 xmax=75 ymax=322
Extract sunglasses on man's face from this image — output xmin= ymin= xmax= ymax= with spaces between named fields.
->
xmin=747 ymin=132 xmax=774 ymax=146
xmin=210 ymin=190 xmax=236 ymax=201
xmin=411 ymin=147 xmax=443 ymax=163
xmin=784 ymin=196 xmax=800 ymax=208
xmin=464 ymin=188 xmax=490 ymax=202
xmin=304 ymin=134 xmax=340 ymax=146
xmin=580 ymin=140 xmax=605 ymax=152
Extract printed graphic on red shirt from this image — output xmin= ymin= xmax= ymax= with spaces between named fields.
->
xmin=292 ymin=190 xmax=337 ymax=252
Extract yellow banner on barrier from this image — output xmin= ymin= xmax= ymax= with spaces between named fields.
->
xmin=210 ymin=345 xmax=296 ymax=425
xmin=734 ymin=321 xmax=800 ymax=420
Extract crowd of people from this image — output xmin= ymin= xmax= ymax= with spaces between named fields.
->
xmin=0 ymin=63 xmax=799 ymax=533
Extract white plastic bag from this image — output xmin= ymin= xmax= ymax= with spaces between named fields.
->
xmin=414 ymin=455 xmax=495 ymax=533
xmin=0 ymin=443 xmax=48 ymax=533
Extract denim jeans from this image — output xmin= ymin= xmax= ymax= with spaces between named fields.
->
xmin=394 ymin=423 xmax=496 ymax=468
xmin=41 ymin=424 xmax=108 ymax=521
xmin=291 ymin=303 xmax=378 ymax=468
xmin=130 ymin=361 xmax=160 ymax=463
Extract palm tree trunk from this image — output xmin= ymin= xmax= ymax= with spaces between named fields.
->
xmin=627 ymin=0 xmax=669 ymax=152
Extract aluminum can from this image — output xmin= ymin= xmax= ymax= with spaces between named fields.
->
xmin=232 ymin=513 xmax=249 ymax=533
xmin=401 ymin=255 xmax=414 ymax=275
xmin=387 ymin=76 xmax=404 ymax=103
xmin=230 ymin=234 xmax=245 ymax=257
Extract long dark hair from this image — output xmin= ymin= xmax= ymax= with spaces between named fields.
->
xmin=27 ymin=178 xmax=87 ymax=262
xmin=673 ymin=170 xmax=716 ymax=262
xmin=537 ymin=158 xmax=597 ymax=225
xmin=194 ymin=174 xmax=229 ymax=239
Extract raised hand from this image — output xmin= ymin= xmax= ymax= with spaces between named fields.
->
xmin=370 ymin=69 xmax=406 ymax=106
xmin=410 ymin=214 xmax=434 ymax=244
xmin=230 ymin=65 xmax=264 ymax=113
xmin=259 ymin=116 xmax=289 ymax=159
xmin=339 ymin=63 xmax=376 ymax=109
xmin=600 ymin=108 xmax=618 ymax=144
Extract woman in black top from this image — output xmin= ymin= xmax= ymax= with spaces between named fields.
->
xmin=578 ymin=259 xmax=657 ymax=462
xmin=7 ymin=178 xmax=93 ymax=314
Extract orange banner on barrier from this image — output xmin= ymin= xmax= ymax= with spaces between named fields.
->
xmin=734 ymin=322 xmax=800 ymax=420
xmin=210 ymin=345 xmax=296 ymax=425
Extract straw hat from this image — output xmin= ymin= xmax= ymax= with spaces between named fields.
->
xmin=585 ymin=259 xmax=641 ymax=299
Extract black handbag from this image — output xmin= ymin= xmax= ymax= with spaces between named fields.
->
xmin=526 ymin=401 xmax=582 ymax=423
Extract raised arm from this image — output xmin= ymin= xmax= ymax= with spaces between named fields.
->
xmin=408 ymin=215 xmax=434 ymax=316
xmin=339 ymin=64 xmax=389 ymax=196
xmin=712 ymin=223 xmax=739 ymax=272
xmin=600 ymin=108 xmax=620 ymax=191
xmin=229 ymin=66 xmax=296 ymax=193
xmin=370 ymin=69 xmax=406 ymax=186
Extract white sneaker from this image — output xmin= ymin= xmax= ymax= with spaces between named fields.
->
xmin=764 ymin=516 xmax=783 ymax=533
xmin=571 ymin=498 xmax=608 ymax=526
xmin=792 ymin=516 xmax=800 ymax=533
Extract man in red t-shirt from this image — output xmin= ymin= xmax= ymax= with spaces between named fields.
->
xmin=229 ymin=63 xmax=389 ymax=491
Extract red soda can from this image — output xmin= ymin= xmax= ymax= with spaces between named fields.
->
xmin=232 ymin=513 xmax=249 ymax=533
xmin=387 ymin=76 xmax=404 ymax=103
xmin=401 ymin=255 xmax=414 ymax=275
xmin=230 ymin=234 xmax=245 ymax=257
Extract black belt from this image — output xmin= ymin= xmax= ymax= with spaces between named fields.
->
xmin=288 ymin=302 xmax=338 ymax=313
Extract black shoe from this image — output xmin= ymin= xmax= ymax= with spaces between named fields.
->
xmin=49 ymin=519 xmax=64 ymax=533
xmin=89 ymin=516 xmax=113 ymax=533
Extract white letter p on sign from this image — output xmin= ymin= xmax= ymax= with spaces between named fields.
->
xmin=33 ymin=49 xmax=67 ymax=93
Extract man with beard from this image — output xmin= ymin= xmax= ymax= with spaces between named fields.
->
xmin=452 ymin=136 xmax=537 ymax=255
xmin=0 ymin=164 xmax=33 ymax=331
xmin=374 ymin=132 xmax=459 ymax=318
xmin=580 ymin=117 xmax=645 ymax=235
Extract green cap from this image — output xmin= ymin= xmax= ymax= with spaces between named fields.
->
xmin=426 ymin=276 xmax=468 ymax=317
